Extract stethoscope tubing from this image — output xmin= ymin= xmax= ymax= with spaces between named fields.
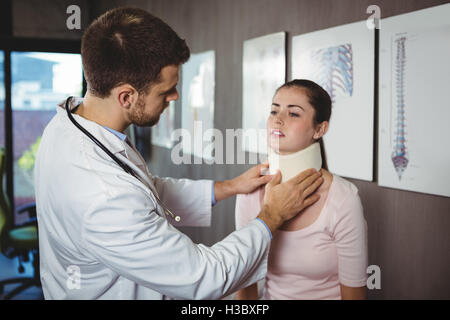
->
xmin=65 ymin=96 xmax=180 ymax=222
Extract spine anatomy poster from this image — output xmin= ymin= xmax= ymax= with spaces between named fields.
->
xmin=378 ymin=4 xmax=450 ymax=197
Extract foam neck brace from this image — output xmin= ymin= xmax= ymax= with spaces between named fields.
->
xmin=268 ymin=142 xmax=322 ymax=183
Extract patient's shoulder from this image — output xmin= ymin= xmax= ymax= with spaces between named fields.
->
xmin=328 ymin=175 xmax=365 ymax=228
xmin=330 ymin=175 xmax=360 ymax=206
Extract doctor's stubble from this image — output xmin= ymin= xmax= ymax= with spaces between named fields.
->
xmin=128 ymin=93 xmax=168 ymax=128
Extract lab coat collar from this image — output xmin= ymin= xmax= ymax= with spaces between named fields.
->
xmin=56 ymin=97 xmax=128 ymax=155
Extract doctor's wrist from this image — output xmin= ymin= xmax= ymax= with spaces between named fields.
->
xmin=213 ymin=180 xmax=236 ymax=202
xmin=257 ymin=205 xmax=283 ymax=235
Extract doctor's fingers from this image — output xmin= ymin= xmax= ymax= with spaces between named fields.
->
xmin=267 ymin=170 xmax=282 ymax=188
xmin=298 ymin=193 xmax=321 ymax=211
xmin=248 ymin=162 xmax=269 ymax=175
xmin=256 ymin=174 xmax=274 ymax=186
xmin=287 ymin=168 xmax=320 ymax=186
xmin=291 ymin=168 xmax=322 ymax=188
xmin=244 ymin=174 xmax=273 ymax=193
xmin=298 ymin=174 xmax=324 ymax=200
xmin=258 ymin=161 xmax=270 ymax=171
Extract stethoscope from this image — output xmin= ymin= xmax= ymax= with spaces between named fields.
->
xmin=65 ymin=96 xmax=181 ymax=222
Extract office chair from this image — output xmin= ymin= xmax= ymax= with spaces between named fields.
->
xmin=0 ymin=147 xmax=41 ymax=300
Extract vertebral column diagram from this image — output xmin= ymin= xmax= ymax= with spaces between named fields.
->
xmin=392 ymin=36 xmax=409 ymax=180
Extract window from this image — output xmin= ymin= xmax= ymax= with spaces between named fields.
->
xmin=11 ymin=52 xmax=82 ymax=209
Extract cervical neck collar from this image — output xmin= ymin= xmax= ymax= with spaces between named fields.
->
xmin=268 ymin=142 xmax=322 ymax=183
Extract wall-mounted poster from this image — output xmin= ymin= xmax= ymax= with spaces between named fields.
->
xmin=242 ymin=32 xmax=286 ymax=154
xmin=378 ymin=4 xmax=450 ymax=197
xmin=291 ymin=21 xmax=374 ymax=181
xmin=181 ymin=50 xmax=215 ymax=160
xmin=152 ymin=100 xmax=176 ymax=149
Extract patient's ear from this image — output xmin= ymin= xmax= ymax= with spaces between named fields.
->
xmin=313 ymin=121 xmax=329 ymax=140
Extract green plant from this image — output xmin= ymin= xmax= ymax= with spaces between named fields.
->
xmin=18 ymin=136 xmax=41 ymax=171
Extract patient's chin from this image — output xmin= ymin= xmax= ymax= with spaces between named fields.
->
xmin=269 ymin=141 xmax=295 ymax=154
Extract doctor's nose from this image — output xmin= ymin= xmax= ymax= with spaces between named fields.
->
xmin=166 ymin=90 xmax=179 ymax=102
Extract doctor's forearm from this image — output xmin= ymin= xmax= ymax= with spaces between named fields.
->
xmin=213 ymin=163 xmax=273 ymax=202
xmin=213 ymin=180 xmax=237 ymax=202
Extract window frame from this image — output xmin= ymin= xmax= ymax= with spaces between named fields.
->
xmin=1 ymin=36 xmax=84 ymax=214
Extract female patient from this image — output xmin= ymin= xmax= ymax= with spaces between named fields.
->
xmin=235 ymin=79 xmax=368 ymax=300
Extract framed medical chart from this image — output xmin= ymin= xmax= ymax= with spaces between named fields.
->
xmin=378 ymin=4 xmax=450 ymax=197
xmin=291 ymin=21 xmax=375 ymax=181
xmin=242 ymin=32 xmax=286 ymax=154
xmin=181 ymin=50 xmax=215 ymax=161
xmin=152 ymin=100 xmax=175 ymax=149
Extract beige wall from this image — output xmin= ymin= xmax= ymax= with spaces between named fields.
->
xmin=14 ymin=0 xmax=450 ymax=299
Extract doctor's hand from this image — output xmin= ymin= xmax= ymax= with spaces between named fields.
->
xmin=213 ymin=163 xmax=273 ymax=202
xmin=257 ymin=168 xmax=323 ymax=234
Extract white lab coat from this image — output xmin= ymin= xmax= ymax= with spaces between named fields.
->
xmin=34 ymin=98 xmax=271 ymax=300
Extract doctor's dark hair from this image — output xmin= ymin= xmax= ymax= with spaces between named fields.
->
xmin=81 ymin=7 xmax=190 ymax=98
xmin=275 ymin=79 xmax=332 ymax=170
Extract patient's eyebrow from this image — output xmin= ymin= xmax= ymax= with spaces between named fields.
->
xmin=288 ymin=104 xmax=304 ymax=111
xmin=271 ymin=103 xmax=304 ymax=111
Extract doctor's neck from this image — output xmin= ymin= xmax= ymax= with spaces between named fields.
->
xmin=75 ymin=91 xmax=131 ymax=133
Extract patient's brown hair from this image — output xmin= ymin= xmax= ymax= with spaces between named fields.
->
xmin=81 ymin=7 xmax=190 ymax=98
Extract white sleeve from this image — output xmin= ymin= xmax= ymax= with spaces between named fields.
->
xmin=80 ymin=181 xmax=270 ymax=300
xmin=152 ymin=176 xmax=213 ymax=227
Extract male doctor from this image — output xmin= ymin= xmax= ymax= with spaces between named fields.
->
xmin=34 ymin=7 xmax=323 ymax=299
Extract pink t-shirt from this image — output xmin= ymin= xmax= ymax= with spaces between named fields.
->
xmin=235 ymin=174 xmax=368 ymax=300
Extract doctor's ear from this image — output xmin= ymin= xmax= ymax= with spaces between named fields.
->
xmin=313 ymin=122 xmax=329 ymax=140
xmin=116 ymin=85 xmax=138 ymax=109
